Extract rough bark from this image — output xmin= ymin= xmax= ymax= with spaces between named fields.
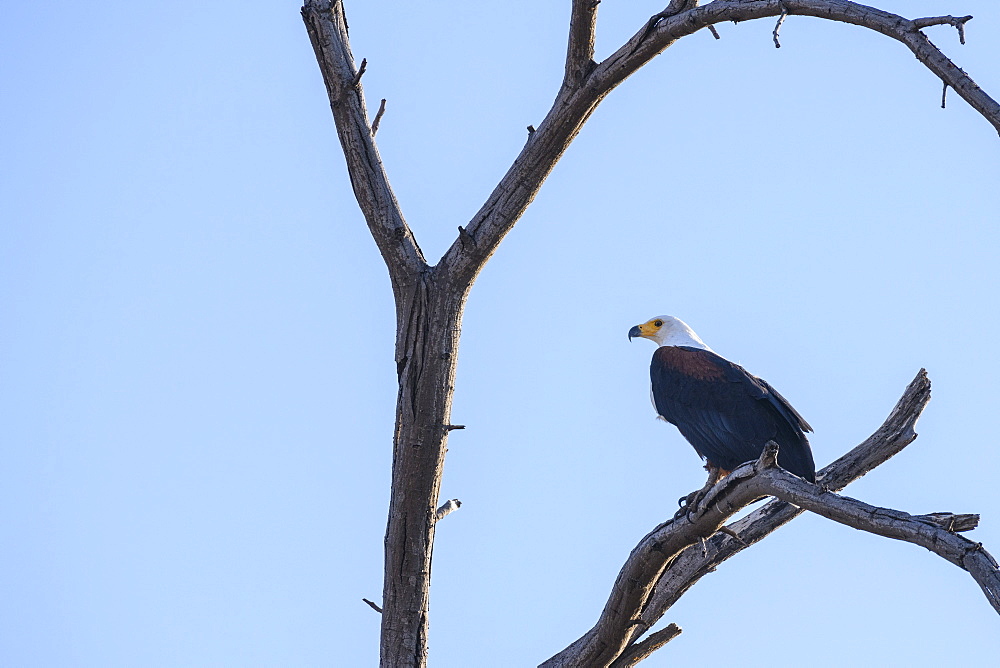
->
xmin=302 ymin=5 xmax=466 ymax=665
xmin=300 ymin=1 xmax=1000 ymax=666
xmin=542 ymin=373 xmax=999 ymax=667
xmin=638 ymin=367 xmax=936 ymax=630
xmin=540 ymin=370 xmax=933 ymax=667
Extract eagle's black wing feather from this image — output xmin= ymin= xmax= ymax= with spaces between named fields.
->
xmin=650 ymin=346 xmax=815 ymax=481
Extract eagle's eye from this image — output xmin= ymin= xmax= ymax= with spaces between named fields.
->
xmin=653 ymin=320 xmax=663 ymax=327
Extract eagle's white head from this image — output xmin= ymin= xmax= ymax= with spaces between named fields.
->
xmin=628 ymin=315 xmax=712 ymax=351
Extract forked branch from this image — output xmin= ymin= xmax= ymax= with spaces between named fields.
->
xmin=605 ymin=369 xmax=934 ymax=660
xmin=438 ymin=0 xmax=1000 ymax=290
xmin=542 ymin=371 xmax=999 ymax=667
xmin=634 ymin=369 xmax=930 ymax=611
xmin=913 ymin=14 xmax=973 ymax=44
xmin=753 ymin=468 xmax=1000 ymax=611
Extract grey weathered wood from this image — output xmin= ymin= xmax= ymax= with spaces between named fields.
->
xmin=541 ymin=374 xmax=999 ymax=667
xmin=542 ymin=370 xmax=931 ymax=666
xmin=300 ymin=0 xmax=999 ymax=665
xmin=751 ymin=468 xmax=1000 ymax=614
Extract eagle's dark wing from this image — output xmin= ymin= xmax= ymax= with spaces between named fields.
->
xmin=650 ymin=346 xmax=815 ymax=482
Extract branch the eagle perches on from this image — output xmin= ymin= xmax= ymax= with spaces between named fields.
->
xmin=541 ymin=370 xmax=1000 ymax=668
xmin=302 ymin=1 xmax=1000 ymax=666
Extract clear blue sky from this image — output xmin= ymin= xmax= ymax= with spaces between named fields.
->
xmin=2 ymin=1 xmax=999 ymax=666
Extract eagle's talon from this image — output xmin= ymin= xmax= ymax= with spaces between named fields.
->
xmin=674 ymin=487 xmax=708 ymax=521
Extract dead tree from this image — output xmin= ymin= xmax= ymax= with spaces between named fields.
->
xmin=301 ymin=1 xmax=1000 ymax=666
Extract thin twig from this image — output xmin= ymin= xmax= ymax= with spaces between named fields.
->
xmin=549 ymin=435 xmax=1000 ymax=667
xmin=434 ymin=499 xmax=462 ymax=521
xmin=913 ymin=15 xmax=973 ymax=45
xmin=609 ymin=623 xmax=682 ymax=668
xmin=362 ymin=598 xmax=383 ymax=613
xmin=352 ymin=57 xmax=367 ymax=87
xmin=942 ymin=81 xmax=948 ymax=109
xmin=707 ymin=25 xmax=721 ymax=40
xmin=773 ymin=8 xmax=788 ymax=48
xmin=371 ymin=98 xmax=387 ymax=135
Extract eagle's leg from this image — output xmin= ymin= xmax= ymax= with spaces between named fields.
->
xmin=674 ymin=462 xmax=731 ymax=521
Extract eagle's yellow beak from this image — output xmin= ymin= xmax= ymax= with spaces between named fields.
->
xmin=628 ymin=321 xmax=658 ymax=341
xmin=628 ymin=317 xmax=663 ymax=342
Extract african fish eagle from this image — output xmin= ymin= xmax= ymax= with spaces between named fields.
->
xmin=629 ymin=316 xmax=816 ymax=484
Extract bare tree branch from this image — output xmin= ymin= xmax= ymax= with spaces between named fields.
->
xmin=549 ymin=440 xmax=999 ymax=668
xmin=540 ymin=455 xmax=776 ymax=667
xmin=372 ymin=98 xmax=387 ymax=135
xmin=438 ymin=0 xmax=1000 ymax=290
xmin=301 ymin=1 xmax=426 ymax=287
xmin=820 ymin=368 xmax=932 ymax=489
xmin=614 ymin=2 xmax=999 ymax=133
xmin=541 ymin=370 xmax=941 ymax=667
xmin=626 ymin=369 xmax=933 ymax=656
xmin=608 ymin=623 xmax=682 ymax=668
xmin=749 ymin=467 xmax=1000 ymax=615
xmin=561 ymin=369 xmax=999 ymax=666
